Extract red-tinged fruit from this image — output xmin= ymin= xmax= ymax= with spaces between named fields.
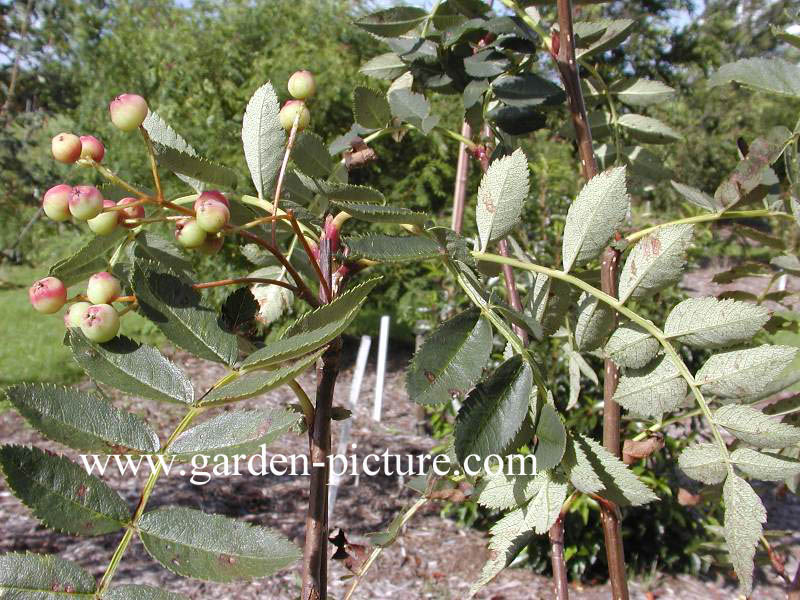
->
xmin=117 ymin=197 xmax=145 ymax=226
xmin=79 ymin=135 xmax=105 ymax=162
xmin=279 ymin=100 xmax=310 ymax=132
xmin=51 ymin=133 xmax=82 ymax=164
xmin=80 ymin=303 xmax=120 ymax=343
xmin=288 ymin=70 xmax=316 ymax=100
xmin=86 ymin=271 xmax=122 ymax=304
xmin=64 ymin=301 xmax=91 ymax=327
xmin=194 ymin=190 xmax=229 ymax=209
xmin=109 ymin=93 xmax=148 ymax=132
xmin=197 ymin=233 xmax=224 ymax=255
xmin=42 ymin=184 xmax=73 ymax=222
xmin=175 ymin=218 xmax=207 ymax=248
xmin=69 ymin=185 xmax=104 ymax=220
xmin=88 ymin=200 xmax=120 ymax=235
xmin=29 ymin=277 xmax=67 ymax=314
xmin=195 ymin=198 xmax=230 ymax=233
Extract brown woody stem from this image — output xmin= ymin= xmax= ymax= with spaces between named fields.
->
xmin=288 ymin=210 xmax=331 ymax=302
xmin=553 ymin=0 xmax=628 ymax=598
xmin=192 ymin=277 xmax=298 ymax=293
xmin=301 ymin=239 xmax=339 ymax=600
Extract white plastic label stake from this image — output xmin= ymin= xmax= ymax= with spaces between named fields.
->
xmin=372 ymin=315 xmax=390 ymax=422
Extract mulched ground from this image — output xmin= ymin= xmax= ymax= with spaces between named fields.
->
xmin=1 ymin=256 xmax=799 ymax=599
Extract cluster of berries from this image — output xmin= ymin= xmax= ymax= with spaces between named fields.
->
xmin=30 ymin=71 xmax=318 ymax=344
xmin=29 ymin=272 xmax=123 ymax=343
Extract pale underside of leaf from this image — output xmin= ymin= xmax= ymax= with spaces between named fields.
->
xmin=678 ymin=443 xmax=727 ymax=485
xmin=613 ymin=354 xmax=687 ymax=418
xmin=723 ymin=473 xmax=766 ymax=595
xmin=664 ymin=297 xmax=769 ymax=349
xmin=242 ymin=82 xmax=285 ymax=198
xmin=695 ymin=344 xmax=797 ymax=399
xmin=476 ymin=149 xmax=530 ymax=251
xmin=605 ymin=322 xmax=660 ymax=369
xmin=714 ymin=404 xmax=800 ymax=448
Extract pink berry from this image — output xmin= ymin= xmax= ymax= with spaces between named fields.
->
xmin=80 ymin=304 xmax=120 ymax=343
xmin=279 ymin=100 xmax=310 ymax=132
xmin=79 ymin=135 xmax=105 ymax=162
xmin=88 ymin=200 xmax=119 ymax=235
xmin=117 ymin=197 xmax=145 ymax=226
xmin=197 ymin=233 xmax=224 ymax=255
xmin=195 ymin=198 xmax=230 ymax=233
xmin=64 ymin=301 xmax=91 ymax=327
xmin=288 ymin=70 xmax=316 ymax=100
xmin=86 ymin=271 xmax=122 ymax=304
xmin=42 ymin=184 xmax=73 ymax=222
xmin=175 ymin=218 xmax=207 ymax=248
xmin=51 ymin=133 xmax=82 ymax=164
xmin=69 ymin=185 xmax=104 ymax=220
xmin=29 ymin=277 xmax=67 ymax=314
xmin=194 ymin=190 xmax=229 ymax=209
xmin=109 ymin=93 xmax=148 ymax=132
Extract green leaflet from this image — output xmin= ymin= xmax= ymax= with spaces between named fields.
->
xmin=132 ymin=231 xmax=193 ymax=274
xmin=731 ymin=448 xmax=800 ymax=482
xmin=618 ymin=224 xmax=693 ymax=303
xmin=713 ymin=404 xmax=800 ymax=448
xmin=6 ymin=383 xmax=159 ymax=454
xmin=168 ymin=408 xmax=299 ymax=461
xmin=241 ymin=81 xmax=285 ymax=198
xmin=723 ymin=473 xmax=766 ymax=595
xmin=105 ymin=585 xmax=189 ymax=600
xmin=132 ymin=265 xmax=239 ymax=366
xmin=354 ymin=6 xmax=428 ymax=37
xmin=286 ymin=277 xmax=381 ymax=336
xmin=406 ymin=309 xmax=492 ymax=406
xmin=0 ymin=553 xmax=96 ymax=598
xmin=0 ymin=445 xmax=129 ymax=536
xmin=454 ymin=356 xmax=532 ymax=465
xmin=696 ymin=345 xmax=797 ymax=400
xmin=292 ymin=131 xmax=332 ymax=178
xmin=476 ymin=149 xmax=530 ymax=252
xmin=352 ymin=87 xmax=391 ymax=129
xmin=678 ymin=443 xmax=727 ymax=485
xmin=565 ymin=435 xmax=657 ymax=506
xmin=387 ymin=88 xmax=439 ymax=133
xmin=573 ymin=19 xmax=636 ymax=59
xmin=293 ymin=172 xmax=385 ymax=204
xmin=605 ymin=323 xmax=660 ymax=368
xmin=610 ymin=78 xmax=676 ymax=107
xmin=612 ymin=355 xmax=687 ymax=418
xmin=68 ymin=331 xmax=193 ymax=405
xmin=359 ymin=52 xmax=407 ymax=80
xmin=562 ymin=166 xmax=630 ymax=272
xmin=138 ymin=507 xmax=300 ymax=582
xmin=664 ymin=297 xmax=769 ymax=349
xmin=201 ymin=350 xmax=323 ymax=406
xmin=670 ymin=180 xmax=719 ymax=212
xmin=616 ymin=114 xmax=684 ymax=145
xmin=49 ymin=229 xmax=128 ymax=286
xmin=708 ymin=57 xmax=800 ymax=98
xmin=573 ymin=292 xmax=615 ymax=351
xmin=533 ymin=401 xmax=566 ymax=471
xmin=345 ymin=234 xmax=442 ymax=263
xmin=143 ymin=111 xmax=237 ymax=190
xmin=473 ymin=467 xmax=540 ymax=511
xmin=329 ymin=200 xmax=428 ymax=226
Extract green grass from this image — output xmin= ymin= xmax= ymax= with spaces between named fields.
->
xmin=0 ymin=264 xmax=164 ymax=389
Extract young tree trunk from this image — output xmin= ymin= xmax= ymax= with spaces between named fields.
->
xmin=552 ymin=1 xmax=629 ymax=598
xmin=301 ymin=239 xmax=340 ymax=600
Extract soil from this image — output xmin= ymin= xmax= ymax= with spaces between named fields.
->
xmin=1 ymin=257 xmax=799 ymax=599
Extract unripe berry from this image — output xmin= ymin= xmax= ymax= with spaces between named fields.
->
xmin=69 ymin=185 xmax=104 ymax=221
xmin=80 ymin=304 xmax=120 ymax=343
xmin=64 ymin=301 xmax=91 ymax=327
xmin=42 ymin=184 xmax=73 ymax=222
xmin=288 ymin=70 xmax=316 ymax=100
xmin=116 ymin=197 xmax=145 ymax=226
xmin=51 ymin=133 xmax=82 ymax=164
xmin=29 ymin=277 xmax=67 ymax=314
xmin=197 ymin=233 xmax=224 ymax=255
xmin=87 ymin=200 xmax=120 ymax=235
xmin=194 ymin=189 xmax=229 ymax=209
xmin=79 ymin=135 xmax=105 ymax=162
xmin=86 ymin=271 xmax=122 ymax=304
xmin=109 ymin=94 xmax=148 ymax=132
xmin=279 ymin=100 xmax=310 ymax=132
xmin=175 ymin=218 xmax=207 ymax=248
xmin=195 ymin=199 xmax=230 ymax=233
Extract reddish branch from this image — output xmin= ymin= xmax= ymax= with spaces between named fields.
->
xmin=553 ymin=1 xmax=628 ymax=598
